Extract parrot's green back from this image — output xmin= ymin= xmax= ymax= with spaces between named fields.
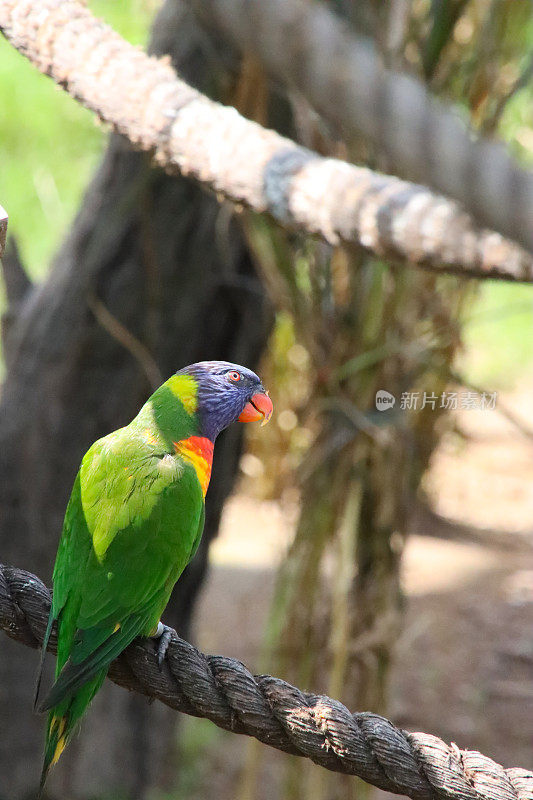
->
xmin=38 ymin=377 xmax=209 ymax=788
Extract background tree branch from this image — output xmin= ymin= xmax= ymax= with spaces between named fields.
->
xmin=1 ymin=0 xmax=532 ymax=282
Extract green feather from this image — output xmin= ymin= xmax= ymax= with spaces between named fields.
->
xmin=39 ymin=612 xmax=154 ymax=711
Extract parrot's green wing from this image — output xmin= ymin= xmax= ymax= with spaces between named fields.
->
xmin=38 ymin=427 xmax=205 ymax=771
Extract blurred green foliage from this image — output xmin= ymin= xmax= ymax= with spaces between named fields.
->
xmin=0 ymin=43 xmax=101 ymax=279
xmin=0 ymin=0 xmax=156 ymax=278
xmin=461 ymin=282 xmax=533 ymax=387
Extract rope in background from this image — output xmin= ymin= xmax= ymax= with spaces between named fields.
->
xmin=1 ymin=0 xmax=532 ymax=282
xmin=1 ymin=564 xmax=532 ymax=800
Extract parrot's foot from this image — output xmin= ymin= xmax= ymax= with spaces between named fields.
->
xmin=152 ymin=622 xmax=174 ymax=670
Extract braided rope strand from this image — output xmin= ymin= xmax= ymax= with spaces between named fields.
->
xmin=1 ymin=564 xmax=531 ymax=800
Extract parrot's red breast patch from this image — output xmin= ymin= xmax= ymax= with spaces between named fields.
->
xmin=173 ymin=436 xmax=214 ymax=498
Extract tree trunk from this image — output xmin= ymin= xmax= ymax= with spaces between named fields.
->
xmin=0 ymin=3 xmax=273 ymax=798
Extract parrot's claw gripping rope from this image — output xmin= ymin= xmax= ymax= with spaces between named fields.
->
xmin=153 ymin=622 xmax=174 ymax=670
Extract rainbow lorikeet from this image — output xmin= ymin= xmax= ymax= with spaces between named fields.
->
xmin=36 ymin=361 xmax=273 ymax=792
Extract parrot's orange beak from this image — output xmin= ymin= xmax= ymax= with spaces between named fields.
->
xmin=239 ymin=392 xmax=273 ymax=426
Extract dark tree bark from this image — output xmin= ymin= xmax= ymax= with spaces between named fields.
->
xmin=0 ymin=4 xmax=273 ymax=798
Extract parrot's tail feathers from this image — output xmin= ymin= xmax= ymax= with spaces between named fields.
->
xmin=39 ymin=615 xmax=143 ymax=712
xmin=34 ymin=611 xmax=56 ymax=713
xmin=39 ymin=710 xmax=70 ymax=796
xmin=39 ymin=669 xmax=107 ymax=794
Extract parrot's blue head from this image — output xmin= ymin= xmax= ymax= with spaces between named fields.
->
xmin=176 ymin=360 xmax=273 ymax=441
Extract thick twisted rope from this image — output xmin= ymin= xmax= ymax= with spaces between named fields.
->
xmin=1 ymin=0 xmax=532 ymax=282
xmin=1 ymin=565 xmax=532 ymax=800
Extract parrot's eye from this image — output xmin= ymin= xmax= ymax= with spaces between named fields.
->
xmin=227 ymin=370 xmax=242 ymax=383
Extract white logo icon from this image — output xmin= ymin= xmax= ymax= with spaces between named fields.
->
xmin=375 ymin=390 xmax=395 ymax=411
